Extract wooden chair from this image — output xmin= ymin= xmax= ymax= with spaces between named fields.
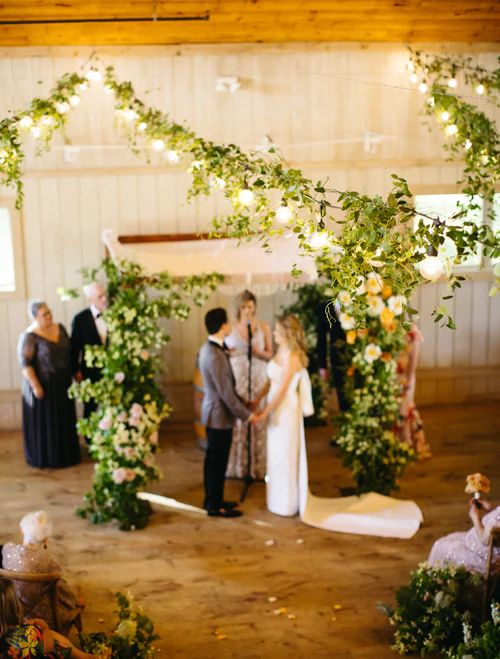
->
xmin=482 ymin=528 xmax=500 ymax=622
xmin=0 ymin=568 xmax=83 ymax=635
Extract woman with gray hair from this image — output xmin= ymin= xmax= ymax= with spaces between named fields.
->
xmin=2 ymin=511 xmax=82 ymax=631
xmin=17 ymin=301 xmax=80 ymax=469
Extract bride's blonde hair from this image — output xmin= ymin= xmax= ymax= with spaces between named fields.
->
xmin=276 ymin=314 xmax=309 ymax=368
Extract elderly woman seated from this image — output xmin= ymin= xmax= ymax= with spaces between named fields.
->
xmin=2 ymin=511 xmax=83 ymax=629
xmin=0 ymin=576 xmax=107 ymax=659
xmin=429 ymin=497 xmax=500 ymax=575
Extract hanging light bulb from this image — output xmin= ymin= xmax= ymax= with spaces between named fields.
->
xmin=465 ymin=139 xmax=472 ymax=150
xmin=165 ymin=150 xmax=179 ymax=163
xmin=69 ymin=95 xmax=81 ymax=106
xmin=419 ymin=245 xmax=444 ymax=281
xmin=191 ymin=160 xmax=203 ymax=169
xmin=214 ymin=177 xmax=225 ymax=189
xmin=19 ymin=116 xmax=33 ymax=128
xmin=418 ymin=81 xmax=428 ymax=93
xmin=56 ymin=102 xmax=69 ymax=114
xmin=410 ymin=73 xmax=418 ymax=84
xmin=448 ymin=77 xmax=458 ymax=88
xmin=445 ymin=124 xmax=458 ymax=136
xmin=276 ymin=201 xmax=293 ymax=224
xmin=238 ymin=188 xmax=255 ymax=206
xmin=85 ymin=67 xmax=102 ymax=82
xmin=151 ymin=139 xmax=165 ymax=151
xmin=79 ymin=82 xmax=88 ymax=91
xmin=309 ymin=231 xmax=331 ymax=250
xmin=30 ymin=125 xmax=42 ymax=138
xmin=41 ymin=115 xmax=55 ymax=126
xmin=475 ymin=83 xmax=485 ymax=95
xmin=407 ymin=60 xmax=415 ymax=72
xmin=124 ymin=109 xmax=137 ymax=121
xmin=428 ymin=97 xmax=435 ymax=107
xmin=138 ymin=122 xmax=147 ymax=131
xmin=440 ymin=111 xmax=450 ymax=121
xmin=105 ymin=85 xmax=113 ymax=94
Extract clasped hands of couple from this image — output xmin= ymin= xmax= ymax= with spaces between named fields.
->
xmin=243 ymin=398 xmax=267 ymax=425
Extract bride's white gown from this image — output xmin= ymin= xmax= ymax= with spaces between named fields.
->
xmin=265 ymin=360 xmax=423 ymax=539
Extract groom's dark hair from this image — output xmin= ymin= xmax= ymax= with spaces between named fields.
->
xmin=205 ymin=308 xmax=228 ymax=335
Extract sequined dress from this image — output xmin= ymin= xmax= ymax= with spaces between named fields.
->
xmin=18 ymin=325 xmax=80 ymax=469
xmin=225 ymin=325 xmax=269 ymax=479
xmin=428 ymin=506 xmax=500 ymax=574
xmin=2 ymin=543 xmax=78 ymax=629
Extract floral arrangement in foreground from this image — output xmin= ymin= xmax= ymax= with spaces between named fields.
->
xmin=334 ymin=275 xmax=416 ymax=495
xmin=448 ymin=601 xmax=500 ymax=659
xmin=80 ymin=591 xmax=159 ymax=659
xmin=66 ymin=258 xmax=223 ymax=531
xmin=379 ymin=562 xmax=481 ymax=656
xmin=281 ymin=282 xmax=331 ymax=426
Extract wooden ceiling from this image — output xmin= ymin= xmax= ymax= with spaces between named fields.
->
xmin=0 ymin=0 xmax=499 ymax=47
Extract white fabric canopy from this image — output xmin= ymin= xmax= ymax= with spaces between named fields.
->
xmin=102 ymin=229 xmax=317 ymax=295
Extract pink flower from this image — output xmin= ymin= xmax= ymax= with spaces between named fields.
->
xmin=143 ymin=456 xmax=155 ymax=468
xmin=128 ymin=415 xmax=140 ymax=427
xmin=112 ymin=468 xmax=128 ymax=484
xmin=124 ymin=446 xmax=135 ymax=459
xmin=149 ymin=431 xmax=159 ymax=445
xmin=140 ymin=350 xmax=150 ymax=360
xmin=113 ymin=443 xmax=124 ymax=455
xmin=114 ymin=372 xmax=125 ymax=384
xmin=125 ymin=469 xmax=136 ymax=482
xmin=98 ymin=416 xmax=113 ymax=431
xmin=116 ymin=411 xmax=127 ymax=423
xmin=130 ymin=403 xmax=143 ymax=418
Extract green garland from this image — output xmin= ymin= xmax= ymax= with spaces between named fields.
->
xmin=280 ymin=282 xmax=330 ymax=426
xmin=64 ymin=258 xmax=222 ymax=530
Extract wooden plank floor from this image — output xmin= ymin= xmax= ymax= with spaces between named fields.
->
xmin=1 ymin=403 xmax=499 ymax=658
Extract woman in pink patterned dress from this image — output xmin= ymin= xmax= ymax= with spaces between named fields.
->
xmin=225 ymin=291 xmax=273 ymax=480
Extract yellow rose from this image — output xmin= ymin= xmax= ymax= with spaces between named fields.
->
xmin=382 ymin=285 xmax=393 ymax=300
xmin=346 ymin=330 xmax=357 ymax=344
xmin=380 ymin=307 xmax=395 ymax=326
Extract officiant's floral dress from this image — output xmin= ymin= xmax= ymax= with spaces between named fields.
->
xmin=0 ymin=624 xmax=71 ymax=658
xmin=225 ymin=325 xmax=268 ymax=479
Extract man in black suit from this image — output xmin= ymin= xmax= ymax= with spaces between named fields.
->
xmin=71 ymin=283 xmax=108 ymax=422
xmin=317 ymin=300 xmax=350 ymax=413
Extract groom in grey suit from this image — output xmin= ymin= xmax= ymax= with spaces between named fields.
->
xmin=199 ymin=308 xmax=254 ymax=518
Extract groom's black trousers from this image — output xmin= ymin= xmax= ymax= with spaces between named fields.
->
xmin=204 ymin=427 xmax=233 ymax=510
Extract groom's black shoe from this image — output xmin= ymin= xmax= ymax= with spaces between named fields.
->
xmin=222 ymin=500 xmax=238 ymax=509
xmin=207 ymin=508 xmax=243 ymax=518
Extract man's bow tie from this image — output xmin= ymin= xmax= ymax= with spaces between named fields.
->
xmin=96 ymin=313 xmax=102 ymax=319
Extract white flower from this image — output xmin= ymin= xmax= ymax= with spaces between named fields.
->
xmin=339 ymin=312 xmax=356 ymax=330
xmin=114 ymin=372 xmax=125 ymax=384
xmin=365 ymin=273 xmax=383 ymax=294
xmin=123 ymin=308 xmax=137 ymax=323
xmin=366 ymin=295 xmax=385 ymax=317
xmin=387 ymin=295 xmax=407 ymax=316
xmin=116 ymin=619 xmax=137 ymax=641
xmin=364 ymin=343 xmax=382 ymax=364
xmin=337 ymin=291 xmax=351 ymax=307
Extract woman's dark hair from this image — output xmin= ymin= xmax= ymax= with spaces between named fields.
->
xmin=205 ymin=308 xmax=228 ymax=335
xmin=0 ymin=577 xmax=23 ymax=638
xmin=234 ymin=290 xmax=257 ymax=320
xmin=28 ymin=300 xmax=47 ymax=319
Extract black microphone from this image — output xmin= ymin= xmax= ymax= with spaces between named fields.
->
xmin=247 ymin=322 xmax=253 ymax=361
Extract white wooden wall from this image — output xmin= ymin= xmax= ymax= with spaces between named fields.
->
xmin=0 ymin=45 xmax=499 ymax=426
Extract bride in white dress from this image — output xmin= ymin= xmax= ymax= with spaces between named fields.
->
xmin=252 ymin=314 xmax=423 ymax=539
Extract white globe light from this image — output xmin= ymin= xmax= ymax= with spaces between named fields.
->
xmin=418 ymin=82 xmax=428 ymax=93
xmin=276 ymin=204 xmax=293 ymax=224
xmin=214 ymin=177 xmax=225 ymax=189
xmin=105 ymin=85 xmax=113 ymax=94
xmin=419 ymin=255 xmax=444 ymax=281
xmin=410 ymin=73 xmax=418 ymax=84
xmin=69 ymin=95 xmax=81 ymax=106
xmin=165 ymin=150 xmax=179 ymax=163
xmin=41 ymin=115 xmax=55 ymax=126
xmin=56 ymin=102 xmax=69 ymax=114
xmin=448 ymin=77 xmax=458 ymax=88
xmin=445 ymin=124 xmax=458 ymax=136
xmin=79 ymin=83 xmax=88 ymax=91
xmin=238 ymin=189 xmax=255 ymax=206
xmin=138 ymin=122 xmax=147 ymax=131
xmin=30 ymin=125 xmax=42 ymax=138
xmin=309 ymin=231 xmax=331 ymax=250
xmin=19 ymin=116 xmax=33 ymax=128
xmin=407 ymin=60 xmax=415 ymax=72
xmin=440 ymin=111 xmax=450 ymax=121
xmin=124 ymin=109 xmax=137 ymax=121
xmin=428 ymin=97 xmax=435 ymax=107
xmin=465 ymin=139 xmax=472 ymax=150
xmin=152 ymin=139 xmax=165 ymax=151
xmin=475 ymin=84 xmax=485 ymax=95
xmin=86 ymin=68 xmax=102 ymax=82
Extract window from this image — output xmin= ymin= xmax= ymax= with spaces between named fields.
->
xmin=414 ymin=194 xmax=483 ymax=268
xmin=0 ymin=200 xmax=25 ymax=299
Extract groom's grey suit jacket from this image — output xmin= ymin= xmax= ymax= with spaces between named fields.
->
xmin=198 ymin=340 xmax=251 ymax=430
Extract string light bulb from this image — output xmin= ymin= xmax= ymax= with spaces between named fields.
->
xmin=407 ymin=60 xmax=415 ymax=72
xmin=445 ymin=124 xmax=458 ymax=136
xmin=69 ymin=95 xmax=81 ymax=106
xmin=19 ymin=116 xmax=33 ymax=128
xmin=465 ymin=139 xmax=472 ymax=150
xmin=138 ymin=122 xmax=147 ymax=131
xmin=152 ymin=139 xmax=165 ymax=151
xmin=41 ymin=115 xmax=55 ymax=126
xmin=105 ymin=86 xmax=113 ymax=94
xmin=428 ymin=97 xmax=435 ymax=107
xmin=448 ymin=77 xmax=458 ymax=88
xmin=86 ymin=67 xmax=102 ymax=82
xmin=79 ymin=83 xmax=88 ymax=91
xmin=276 ymin=202 xmax=293 ymax=224
xmin=440 ymin=111 xmax=450 ymax=121
xmin=410 ymin=73 xmax=418 ymax=84
xmin=475 ymin=83 xmax=485 ymax=95
xmin=418 ymin=81 xmax=428 ymax=93
xmin=214 ymin=177 xmax=225 ymax=189
xmin=30 ymin=125 xmax=42 ymax=138
xmin=238 ymin=188 xmax=255 ymax=206
xmin=124 ymin=109 xmax=137 ymax=121
xmin=309 ymin=231 xmax=331 ymax=250
xmin=165 ymin=150 xmax=179 ymax=163
xmin=56 ymin=102 xmax=69 ymax=114
xmin=419 ymin=248 xmax=444 ymax=281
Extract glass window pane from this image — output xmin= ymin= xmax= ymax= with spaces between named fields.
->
xmin=0 ymin=208 xmax=16 ymax=292
xmin=414 ymin=194 xmax=483 ymax=267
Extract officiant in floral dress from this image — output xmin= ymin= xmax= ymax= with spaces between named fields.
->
xmin=225 ymin=291 xmax=273 ymax=480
